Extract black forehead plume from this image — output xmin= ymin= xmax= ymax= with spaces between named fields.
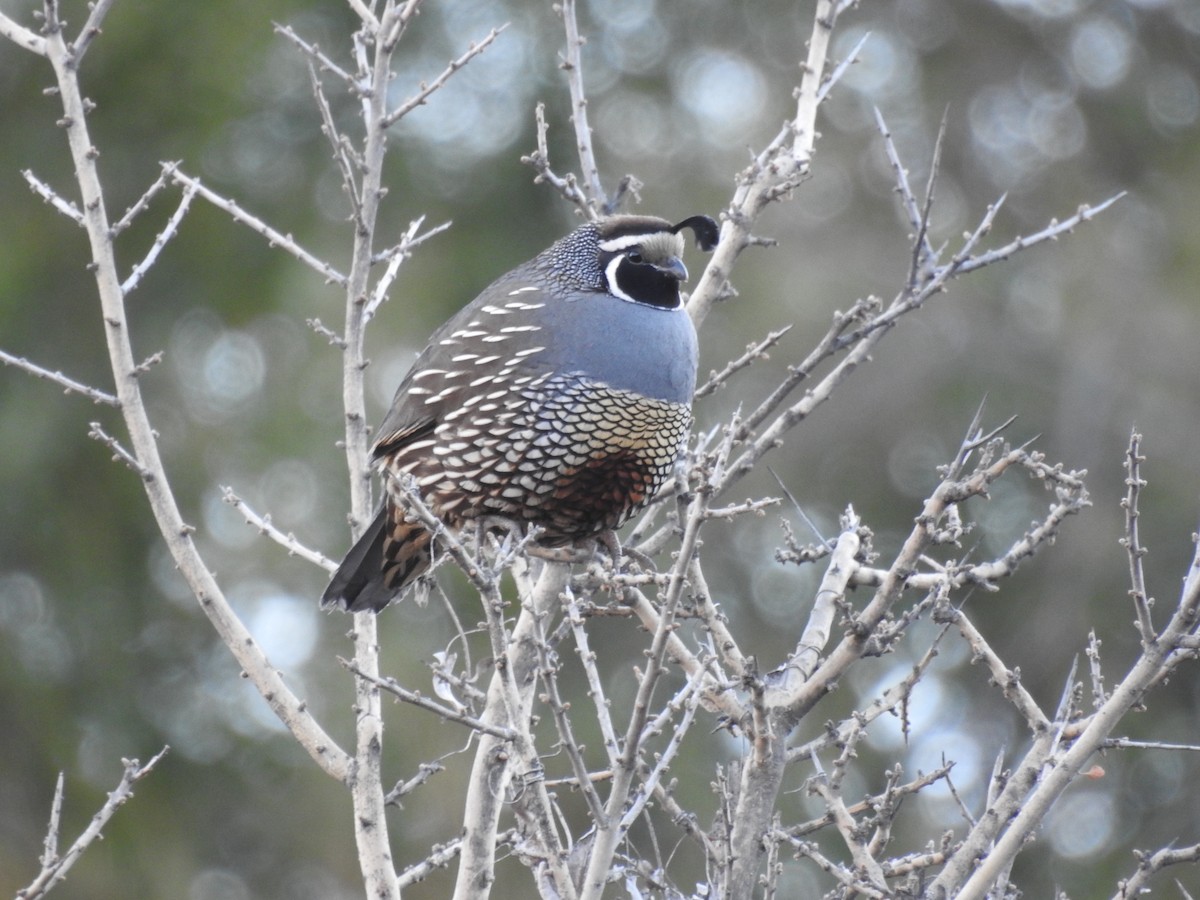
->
xmin=671 ymin=215 xmax=719 ymax=252
xmin=592 ymin=214 xmax=720 ymax=252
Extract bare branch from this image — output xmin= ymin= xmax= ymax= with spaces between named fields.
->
xmin=620 ymin=670 xmax=706 ymax=830
xmin=533 ymin=607 xmax=609 ymax=823
xmin=0 ymin=349 xmax=119 ymax=406
xmin=1121 ymin=430 xmax=1156 ymax=644
xmin=344 ymin=658 xmax=518 ymax=741
xmin=111 ymin=164 xmax=177 ymax=237
xmin=788 ymin=631 xmax=946 ymax=764
xmin=780 ymin=510 xmax=862 ymax=691
xmin=71 ymin=0 xmax=118 ymax=63
xmin=275 ymin=22 xmax=358 ymax=89
xmin=808 ymin=755 xmax=889 ymax=893
xmin=22 ymin=169 xmax=84 ymax=225
xmin=169 ymin=166 xmax=348 ymax=286
xmin=522 ymin=101 xmax=593 ymax=215
xmin=382 ymin=26 xmax=508 ymax=129
xmin=398 ymin=837 xmax=464 ymax=890
xmin=873 ymin=107 xmax=936 ymax=277
xmin=564 ymin=586 xmax=623 ymax=767
xmin=364 ymin=216 xmax=453 ymax=322
xmin=30 ymin=21 xmax=353 ymax=784
xmin=695 ymin=325 xmax=793 ymax=399
xmin=818 ymin=29 xmax=869 ymax=104
xmin=950 ymin=607 xmax=1051 ymax=733
xmin=579 ymin=440 xmax=716 ymax=899
xmin=786 ymin=763 xmax=953 ymax=838
xmin=1114 ymin=844 xmax=1200 ymax=900
xmin=306 ymin=59 xmax=364 ymax=226
xmin=556 ymin=0 xmax=605 ymax=213
xmin=0 ymin=10 xmax=47 ymax=56
xmin=1102 ymin=737 xmax=1200 ymax=752
xmin=344 ymin=0 xmax=380 ymax=29
xmin=940 ymin=535 xmax=1200 ymax=900
xmin=687 ymin=0 xmax=841 ymax=327
xmin=121 ymin=180 xmax=197 ymax=295
xmin=954 ymin=193 xmax=1126 ymax=276
xmin=17 ymin=749 xmax=169 ymax=900
xmin=88 ymin=421 xmax=152 ymax=479
xmin=221 ymin=486 xmax=337 ymax=571
xmin=454 ymin=563 xmax=577 ymax=899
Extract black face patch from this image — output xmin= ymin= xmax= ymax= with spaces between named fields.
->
xmin=609 ymin=250 xmax=684 ymax=309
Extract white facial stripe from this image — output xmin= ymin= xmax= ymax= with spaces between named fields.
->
xmin=602 ymin=254 xmax=683 ymax=309
xmin=598 ymin=233 xmax=652 ymax=253
xmin=604 ymin=255 xmax=636 ymax=303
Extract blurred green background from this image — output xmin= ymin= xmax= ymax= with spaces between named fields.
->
xmin=2 ymin=0 xmax=1199 ymax=897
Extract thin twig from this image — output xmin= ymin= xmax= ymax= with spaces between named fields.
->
xmin=111 ymin=164 xmax=177 ymax=237
xmin=29 ymin=14 xmax=352 ymax=786
xmin=306 ymin=58 xmax=364 ymax=226
xmin=0 ymin=349 xmax=119 ymax=406
xmin=221 ymin=486 xmax=337 ymax=571
xmin=365 ymin=217 xmax=453 ymax=322
xmin=398 ymin=837 xmax=464 ymax=889
xmin=557 ymin=0 xmax=605 ymax=212
xmin=88 ymin=421 xmax=152 ymax=480
xmin=17 ymin=749 xmax=170 ymax=900
xmin=382 ymin=26 xmax=508 ymax=129
xmin=620 ymin=669 xmax=706 ymax=829
xmin=343 ymin=658 xmax=519 ymax=741
xmin=122 ymin=181 xmax=198 ymax=294
xmin=23 ymin=169 xmax=84 ymax=224
xmin=70 ymin=0 xmax=118 ymax=63
xmin=532 ymin=605 xmax=609 ymax=823
xmin=169 ymin=166 xmax=348 ymax=286
xmin=521 ymin=102 xmax=593 ymax=214
xmin=1113 ymin=843 xmax=1200 ymax=900
xmin=275 ymin=22 xmax=359 ymax=89
xmin=1122 ymin=431 xmax=1156 ymax=645
xmin=695 ymin=325 xmax=793 ymax=399
xmin=953 ymin=193 xmax=1126 ymax=276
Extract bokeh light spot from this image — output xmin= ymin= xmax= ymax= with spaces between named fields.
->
xmin=1147 ymin=65 xmax=1200 ymax=131
xmin=1069 ymin=18 xmax=1133 ymax=90
xmin=673 ymin=49 xmax=767 ymax=144
xmin=1048 ymin=791 xmax=1117 ymax=857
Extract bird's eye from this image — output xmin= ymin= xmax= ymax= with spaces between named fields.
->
xmin=625 ymin=249 xmax=644 ymax=264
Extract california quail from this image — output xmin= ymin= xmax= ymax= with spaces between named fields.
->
xmin=322 ymin=214 xmax=719 ymax=613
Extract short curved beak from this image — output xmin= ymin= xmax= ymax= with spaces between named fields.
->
xmin=656 ymin=256 xmax=688 ymax=283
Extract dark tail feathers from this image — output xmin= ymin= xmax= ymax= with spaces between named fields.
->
xmin=321 ymin=507 xmax=394 ymax=613
xmin=321 ymin=505 xmax=433 ymax=613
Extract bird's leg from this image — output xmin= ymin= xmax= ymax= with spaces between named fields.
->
xmin=598 ymin=529 xmax=656 ymax=574
xmin=599 ymin=529 xmax=623 ymax=569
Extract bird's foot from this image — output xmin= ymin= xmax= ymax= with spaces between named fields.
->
xmin=597 ymin=530 xmax=656 ymax=575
